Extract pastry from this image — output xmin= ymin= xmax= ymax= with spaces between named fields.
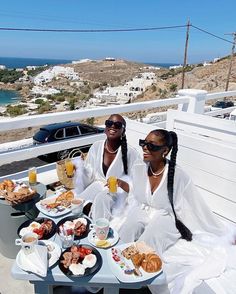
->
xmin=131 ymin=253 xmax=145 ymax=267
xmin=141 ymin=253 xmax=162 ymax=273
xmin=121 ymin=245 xmax=138 ymax=259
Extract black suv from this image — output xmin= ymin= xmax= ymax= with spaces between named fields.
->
xmin=212 ymin=100 xmax=234 ymax=109
xmin=33 ymin=121 xmax=104 ymax=160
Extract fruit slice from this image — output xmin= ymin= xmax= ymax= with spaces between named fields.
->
xmin=96 ymin=239 xmax=111 ymax=248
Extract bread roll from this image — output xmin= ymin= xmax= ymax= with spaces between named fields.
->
xmin=141 ymin=253 xmax=162 ymax=273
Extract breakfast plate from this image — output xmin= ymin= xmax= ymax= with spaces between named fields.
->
xmin=59 ymin=244 xmax=102 ymax=277
xmin=35 ymin=189 xmax=74 ymax=217
xmin=107 ymin=242 xmax=163 ymax=283
xmin=88 ymin=227 xmax=119 ymax=249
xmin=38 ymin=240 xmax=61 ymax=267
xmin=17 ymin=217 xmax=56 ymax=240
xmin=56 ymin=215 xmax=91 ymax=240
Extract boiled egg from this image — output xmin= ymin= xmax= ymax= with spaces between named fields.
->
xmin=69 ymin=263 xmax=85 ymax=275
xmin=19 ymin=221 xmax=41 ymax=236
xmin=82 ymin=254 xmax=97 ymax=268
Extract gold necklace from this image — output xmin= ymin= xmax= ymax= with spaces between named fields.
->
xmin=149 ymin=164 xmax=165 ymax=178
xmin=105 ymin=141 xmax=119 ymax=154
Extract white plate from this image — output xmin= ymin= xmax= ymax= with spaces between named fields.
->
xmin=88 ymin=228 xmax=119 ymax=249
xmin=35 ymin=190 xmax=72 ymax=217
xmin=38 ymin=240 xmax=61 ymax=267
xmin=107 ymin=242 xmax=162 ymax=283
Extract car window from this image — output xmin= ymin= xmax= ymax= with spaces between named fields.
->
xmin=79 ymin=125 xmax=96 ymax=135
xmin=55 ymin=128 xmax=64 ymax=139
xmin=65 ymin=126 xmax=80 ymax=137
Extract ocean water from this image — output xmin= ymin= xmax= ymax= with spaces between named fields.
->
xmin=0 ymin=90 xmax=20 ymax=105
xmin=146 ymin=62 xmax=180 ymax=68
xmin=0 ymin=56 xmax=72 ymax=69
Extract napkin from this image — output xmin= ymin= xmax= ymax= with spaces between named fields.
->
xmin=16 ymin=244 xmax=48 ymax=277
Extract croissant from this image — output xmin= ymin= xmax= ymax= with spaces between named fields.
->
xmin=131 ymin=253 xmax=145 ymax=267
xmin=141 ymin=253 xmax=162 ymax=273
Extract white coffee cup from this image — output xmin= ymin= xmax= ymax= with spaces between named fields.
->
xmin=15 ymin=232 xmax=38 ymax=254
xmin=71 ymin=198 xmax=84 ymax=215
xmin=89 ymin=218 xmax=110 ymax=240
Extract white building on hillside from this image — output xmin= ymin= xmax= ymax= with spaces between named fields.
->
xmin=91 ymin=72 xmax=156 ymax=105
xmin=34 ymin=66 xmax=79 ymax=85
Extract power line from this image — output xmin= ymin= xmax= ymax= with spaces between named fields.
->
xmin=0 ymin=25 xmax=187 ymax=33
xmin=191 ymin=25 xmax=234 ymax=44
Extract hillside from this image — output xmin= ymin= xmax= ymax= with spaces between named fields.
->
xmin=134 ymin=56 xmax=236 ymax=103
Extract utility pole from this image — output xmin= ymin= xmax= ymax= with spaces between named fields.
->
xmin=181 ymin=19 xmax=190 ymax=89
xmin=225 ymin=32 xmax=236 ymax=91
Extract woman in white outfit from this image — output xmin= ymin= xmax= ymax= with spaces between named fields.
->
xmin=119 ymin=129 xmax=236 ymax=293
xmin=74 ymin=114 xmax=141 ymax=221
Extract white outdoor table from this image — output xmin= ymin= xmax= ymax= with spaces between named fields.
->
xmin=11 ymin=210 xmax=166 ymax=294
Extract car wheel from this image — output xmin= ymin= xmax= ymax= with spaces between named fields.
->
xmin=57 ymin=149 xmax=70 ymax=160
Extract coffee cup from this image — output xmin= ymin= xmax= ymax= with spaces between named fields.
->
xmin=89 ymin=218 xmax=110 ymax=240
xmin=15 ymin=232 xmax=38 ymax=254
xmin=71 ymin=198 xmax=84 ymax=215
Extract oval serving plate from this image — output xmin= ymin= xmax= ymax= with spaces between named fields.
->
xmin=56 ymin=215 xmax=91 ymax=240
xmin=59 ymin=244 xmax=102 ymax=277
xmin=17 ymin=217 xmax=56 ymax=240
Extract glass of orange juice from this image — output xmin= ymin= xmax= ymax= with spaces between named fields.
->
xmin=108 ymin=176 xmax=117 ymax=194
xmin=65 ymin=159 xmax=74 ymax=178
xmin=28 ymin=167 xmax=37 ymax=185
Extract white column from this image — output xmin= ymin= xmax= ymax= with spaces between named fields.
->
xmin=177 ymin=89 xmax=207 ymax=114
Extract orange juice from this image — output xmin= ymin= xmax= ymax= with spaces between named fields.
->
xmin=28 ymin=167 xmax=37 ymax=185
xmin=108 ymin=176 xmax=117 ymax=193
xmin=65 ymin=159 xmax=74 ymax=177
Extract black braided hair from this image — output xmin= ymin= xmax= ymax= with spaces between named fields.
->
xmin=121 ymin=134 xmax=128 ymax=174
xmin=150 ymin=129 xmax=192 ymax=241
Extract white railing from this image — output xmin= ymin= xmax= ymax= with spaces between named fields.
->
xmin=0 ymin=89 xmax=236 ymax=166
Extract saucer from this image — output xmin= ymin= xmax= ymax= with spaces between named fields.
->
xmin=88 ymin=227 xmax=119 ymax=249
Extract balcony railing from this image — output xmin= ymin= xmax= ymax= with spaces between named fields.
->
xmin=0 ymin=89 xmax=236 ymax=166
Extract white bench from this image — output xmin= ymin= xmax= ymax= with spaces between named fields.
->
xmin=166 ymin=109 xmax=236 ymax=224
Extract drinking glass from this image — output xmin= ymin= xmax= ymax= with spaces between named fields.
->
xmin=108 ymin=176 xmax=117 ymax=193
xmin=28 ymin=167 xmax=37 ymax=185
xmin=65 ymin=159 xmax=74 ymax=178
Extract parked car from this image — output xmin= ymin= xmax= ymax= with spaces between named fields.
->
xmin=33 ymin=121 xmax=104 ymax=161
xmin=211 ymin=100 xmax=234 ymax=110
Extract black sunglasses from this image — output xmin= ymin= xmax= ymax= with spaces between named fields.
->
xmin=139 ymin=139 xmax=165 ymax=151
xmin=105 ymin=119 xmax=124 ymax=129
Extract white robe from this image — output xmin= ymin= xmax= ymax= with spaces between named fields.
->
xmin=73 ymin=140 xmax=142 ymax=222
xmin=119 ymin=162 xmax=236 ymax=294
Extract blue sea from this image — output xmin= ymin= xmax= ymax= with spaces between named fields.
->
xmin=0 ymin=90 xmax=20 ymax=105
xmin=0 ymin=56 xmax=72 ymax=69
xmin=146 ymin=62 xmax=179 ymax=68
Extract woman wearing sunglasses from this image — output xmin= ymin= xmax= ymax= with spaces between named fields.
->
xmin=118 ymin=129 xmax=235 ymax=293
xmin=119 ymin=128 xmax=230 ymax=251
xmin=74 ymin=114 xmax=141 ymax=220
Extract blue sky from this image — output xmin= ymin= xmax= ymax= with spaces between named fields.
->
xmin=0 ymin=0 xmax=236 ymax=63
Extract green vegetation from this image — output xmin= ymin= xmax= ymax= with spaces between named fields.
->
xmin=37 ymin=101 xmax=52 ymax=114
xmin=6 ymin=104 xmax=27 ymax=116
xmin=27 ymin=66 xmax=49 ymax=77
xmin=169 ymin=83 xmax=178 ymax=92
xmin=0 ymin=69 xmax=23 ymax=83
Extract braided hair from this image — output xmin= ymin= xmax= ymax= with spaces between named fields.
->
xmin=121 ymin=133 xmax=128 ymax=174
xmin=150 ymin=129 xmax=192 ymax=241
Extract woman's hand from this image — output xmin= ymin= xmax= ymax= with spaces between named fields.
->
xmin=117 ymin=179 xmax=129 ymax=193
xmin=105 ymin=178 xmax=130 ymax=193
